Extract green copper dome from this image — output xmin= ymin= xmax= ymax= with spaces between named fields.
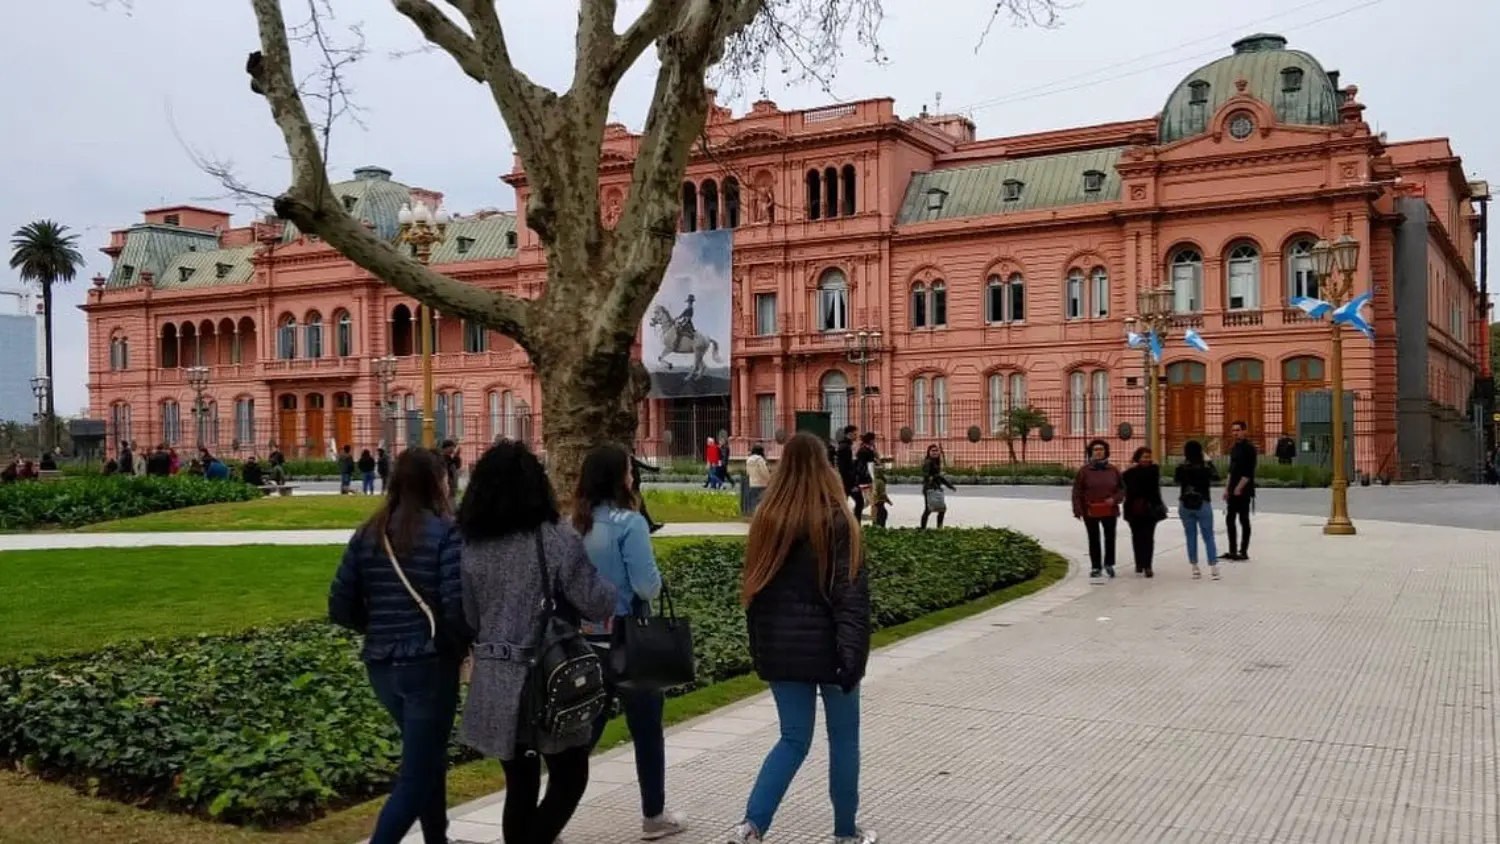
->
xmin=1159 ymin=34 xmax=1341 ymax=144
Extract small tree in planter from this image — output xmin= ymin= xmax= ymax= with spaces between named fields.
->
xmin=999 ymin=406 xmax=1050 ymax=465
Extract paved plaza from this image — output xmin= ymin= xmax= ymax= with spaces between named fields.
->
xmin=413 ymin=494 xmax=1500 ymax=844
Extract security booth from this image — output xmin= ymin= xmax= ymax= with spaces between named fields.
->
xmin=69 ymin=418 xmax=107 ymax=463
xmin=1295 ymin=390 xmax=1355 ymax=478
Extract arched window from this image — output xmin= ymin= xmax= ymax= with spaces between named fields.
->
xmin=335 ymin=311 xmax=353 ymax=357
xmin=110 ymin=402 xmax=133 ymax=446
xmin=162 ymin=400 xmax=182 ymax=446
xmin=1090 ymin=267 xmax=1109 ymax=318
xmin=489 ymin=390 xmax=520 ymax=441
xmin=841 ymin=164 xmax=857 ymax=216
xmin=1286 ymin=238 xmax=1318 ymax=300
xmin=823 ymin=167 xmax=839 ymax=219
xmin=1069 ymin=371 xmax=1087 ymax=434
xmin=986 ymin=273 xmax=1025 ymax=323
xmin=464 ymin=320 xmax=488 ymax=353
xmin=806 ymin=170 xmax=821 ymax=220
xmin=911 ymin=375 xmax=928 ymax=436
xmin=198 ymin=399 xmax=220 ymax=448
xmin=390 ymin=305 xmax=413 ymax=357
xmin=277 ymin=315 xmax=297 ymax=360
xmin=701 ymin=180 xmax=719 ymax=231
xmin=1065 ymin=270 xmax=1084 ymax=320
xmin=817 ymin=268 xmax=848 ymax=332
xmin=1091 ymin=370 xmax=1110 ymax=434
xmin=987 ymin=372 xmax=1028 ymax=433
xmin=680 ymin=182 xmax=698 ymax=233
xmin=820 ymin=370 xmax=849 ymax=432
xmin=160 ymin=323 xmax=179 ymax=368
xmin=234 ymin=397 xmax=255 ymax=445
xmin=724 ymin=177 xmax=741 ymax=229
xmin=304 ymin=311 xmax=324 ymax=359
xmin=911 ymin=283 xmax=927 ymax=329
xmin=910 ymin=375 xmax=948 ymax=437
xmin=1226 ymin=243 xmax=1261 ymax=310
xmin=1170 ymin=248 xmax=1204 ymax=313
xmin=110 ymin=333 xmax=130 ymax=371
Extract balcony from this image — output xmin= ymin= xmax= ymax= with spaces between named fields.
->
xmin=1169 ymin=313 xmax=1205 ymax=330
xmin=1221 ymin=310 xmax=1264 ymax=328
xmin=1281 ymin=307 xmax=1314 ymax=325
xmin=260 ymin=357 xmax=363 ymax=380
xmin=152 ymin=363 xmax=260 ymax=383
xmin=390 ymin=349 xmax=530 ymax=373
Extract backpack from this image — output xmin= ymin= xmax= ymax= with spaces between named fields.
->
xmin=521 ymin=528 xmax=607 ymax=746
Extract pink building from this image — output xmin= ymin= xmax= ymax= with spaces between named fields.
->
xmin=85 ymin=35 xmax=1489 ymax=477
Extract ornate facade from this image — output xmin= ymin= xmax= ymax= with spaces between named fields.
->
xmin=85 ymin=35 xmax=1488 ymax=475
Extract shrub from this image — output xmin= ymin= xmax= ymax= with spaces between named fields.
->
xmin=0 ymin=476 xmax=262 ymax=531
xmin=0 ymin=528 xmax=1045 ymax=824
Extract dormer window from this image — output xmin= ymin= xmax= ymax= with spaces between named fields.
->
xmin=456 ymin=236 xmax=475 ymax=255
xmin=1002 ymin=180 xmax=1024 ymax=202
xmin=1281 ymin=67 xmax=1304 ymax=93
xmin=505 ymin=231 xmax=518 ymax=249
xmin=120 ymin=264 xmax=135 ymax=281
xmin=1082 ymin=170 xmax=1105 ymax=194
xmin=215 ymin=262 xmax=232 ymax=279
xmin=179 ymin=267 xmax=195 ymax=282
xmin=341 ymin=195 xmax=358 ymax=212
xmin=1188 ymin=80 xmax=1210 ymax=104
xmin=925 ymin=188 xmax=948 ymax=212
xmin=164 ymin=213 xmax=180 ymax=226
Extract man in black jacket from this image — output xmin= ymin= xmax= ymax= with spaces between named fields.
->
xmin=1224 ymin=420 xmax=1257 ymax=561
xmin=835 ymin=425 xmax=863 ymax=521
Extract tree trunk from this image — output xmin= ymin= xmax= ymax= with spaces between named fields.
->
xmin=537 ymin=354 xmax=640 ymax=511
xmin=41 ymin=279 xmax=54 ymax=453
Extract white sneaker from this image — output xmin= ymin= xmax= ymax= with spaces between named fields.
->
xmin=643 ymin=810 xmax=688 ymax=840
xmin=726 ymin=821 xmax=762 ymax=844
xmin=835 ymin=829 xmax=879 ymax=844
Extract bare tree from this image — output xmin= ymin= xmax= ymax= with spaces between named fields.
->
xmin=242 ymin=0 xmax=1060 ymax=490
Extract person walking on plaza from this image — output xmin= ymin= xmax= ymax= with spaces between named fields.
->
xmin=1275 ymin=432 xmax=1296 ymax=466
xmin=118 ymin=441 xmax=134 ymax=475
xmin=328 ymin=448 xmax=470 ymax=844
xmin=574 ymin=445 xmax=687 ymax=840
xmin=456 ymin=441 xmax=616 ymax=844
xmin=1174 ymin=439 xmax=1221 ymax=580
xmin=1121 ymin=446 xmax=1166 ymax=578
xmin=834 ymin=425 xmax=862 ymax=520
xmin=919 ymin=444 xmax=956 ymax=529
xmin=1071 ymin=439 xmax=1125 ymax=579
xmin=704 ymin=436 xmax=723 ymax=489
xmin=338 ymin=444 xmax=356 ymax=495
xmin=871 ymin=461 xmax=892 ymax=528
xmin=358 ymin=448 xmax=377 ymax=495
xmin=746 ymin=443 xmax=772 ymax=512
xmin=441 ymin=440 xmax=461 ymax=502
xmin=726 ymin=432 xmax=875 ymax=844
xmin=377 ymin=446 xmax=391 ymax=492
xmin=1224 ymin=420 xmax=1257 ymax=561
xmin=854 ymin=432 xmax=877 ymax=521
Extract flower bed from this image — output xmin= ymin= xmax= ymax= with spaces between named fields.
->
xmin=0 ymin=476 xmax=262 ymax=531
xmin=0 ymin=527 xmax=1046 ymax=825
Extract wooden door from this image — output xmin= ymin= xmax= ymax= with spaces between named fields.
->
xmin=1165 ymin=361 xmax=1206 ymax=454
xmin=333 ymin=392 xmax=354 ymax=449
xmin=277 ymin=394 xmax=298 ymax=454
xmin=1223 ymin=359 xmax=1266 ymax=446
xmin=306 ymin=393 xmax=326 ymax=457
xmin=1280 ymin=356 xmax=1326 ymax=438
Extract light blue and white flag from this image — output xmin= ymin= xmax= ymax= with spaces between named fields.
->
xmin=1287 ymin=295 xmax=1334 ymax=320
xmin=1126 ymin=330 xmax=1148 ymax=349
xmin=1332 ymin=291 xmax=1374 ymax=340
xmin=1183 ymin=328 xmax=1210 ymax=353
xmin=1148 ymin=329 xmax=1164 ymax=363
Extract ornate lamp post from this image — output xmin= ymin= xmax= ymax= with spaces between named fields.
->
xmin=1309 ymin=233 xmax=1361 ymax=536
xmin=372 ymin=354 xmax=398 ymax=449
xmin=29 ymin=375 xmax=51 ymax=451
xmin=842 ymin=328 xmax=884 ymax=432
xmin=396 ymin=201 xmax=450 ymax=449
xmin=186 ymin=365 xmax=211 ymax=449
xmin=1129 ymin=282 xmax=1175 ymax=459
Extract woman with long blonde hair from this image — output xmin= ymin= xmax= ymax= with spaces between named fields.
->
xmin=725 ymin=432 xmax=875 ymax=844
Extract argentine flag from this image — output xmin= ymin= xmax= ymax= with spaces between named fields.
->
xmin=1287 ymin=296 xmax=1334 ymax=320
xmin=1183 ymin=328 xmax=1210 ymax=353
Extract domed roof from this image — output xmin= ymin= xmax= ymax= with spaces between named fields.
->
xmin=1159 ymin=34 xmax=1341 ymax=144
xmin=280 ymin=166 xmax=413 ymax=243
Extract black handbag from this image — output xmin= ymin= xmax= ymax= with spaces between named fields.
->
xmin=609 ymin=583 xmax=696 ymax=690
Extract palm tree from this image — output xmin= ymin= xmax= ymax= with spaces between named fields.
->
xmin=9 ymin=220 xmax=83 ymax=451
xmin=1000 ymin=405 xmax=1050 ymax=463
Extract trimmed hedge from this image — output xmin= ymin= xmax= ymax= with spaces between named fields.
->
xmin=0 ymin=476 xmax=262 ymax=531
xmin=0 ymin=528 xmax=1045 ymax=824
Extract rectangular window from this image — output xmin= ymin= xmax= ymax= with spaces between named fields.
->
xmin=933 ymin=377 xmax=948 ymax=436
xmin=235 ymin=399 xmax=255 ymax=444
xmin=336 ymin=320 xmax=352 ymax=357
xmin=988 ymin=374 xmax=1006 ymax=433
xmin=931 ymin=286 xmax=947 ymax=327
xmin=1011 ymin=280 xmax=1026 ymax=322
xmin=987 ymin=282 xmax=1005 ymax=324
xmin=164 ymin=213 xmax=180 ymax=226
xmin=163 ymin=403 xmax=181 ymax=446
xmin=1227 ymin=263 xmax=1259 ymax=310
xmin=1091 ymin=371 xmax=1110 ymax=435
xmin=305 ymin=323 xmax=323 ymax=358
xmin=820 ymin=286 xmax=848 ymax=332
xmin=453 ymin=393 xmax=464 ymax=440
xmin=1172 ymin=265 xmax=1201 ymax=312
xmin=754 ymin=293 xmax=778 ymax=335
xmin=756 ymin=393 xmax=777 ymax=440
xmin=912 ymin=377 xmax=928 ymax=437
xmin=278 ymin=323 xmax=296 ymax=359
xmin=1091 ymin=270 xmax=1109 ymax=318
xmin=464 ymin=321 xmax=488 ymax=353
xmin=1069 ymin=372 xmax=1087 ymax=434
xmin=1066 ymin=275 xmax=1083 ymax=320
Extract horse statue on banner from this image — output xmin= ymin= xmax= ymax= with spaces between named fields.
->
xmin=648 ymin=304 xmax=722 ymax=381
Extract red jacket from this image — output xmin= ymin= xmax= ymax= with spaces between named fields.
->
xmin=705 ymin=443 xmax=721 ymax=465
xmin=1071 ymin=462 xmax=1124 ymax=518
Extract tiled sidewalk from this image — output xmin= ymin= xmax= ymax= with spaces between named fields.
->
xmin=417 ymin=499 xmax=1500 ymax=843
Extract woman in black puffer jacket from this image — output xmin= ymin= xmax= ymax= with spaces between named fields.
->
xmin=725 ymin=432 xmax=876 ymax=844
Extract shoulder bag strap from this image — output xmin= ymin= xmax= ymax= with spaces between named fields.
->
xmin=528 ymin=528 xmax=554 ymax=657
xmin=382 ymin=533 xmax=436 ymax=639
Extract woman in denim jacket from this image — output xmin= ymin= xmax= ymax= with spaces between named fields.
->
xmin=575 ymin=444 xmax=686 ymax=840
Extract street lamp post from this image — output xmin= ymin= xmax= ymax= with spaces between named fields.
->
xmin=1309 ymin=234 xmax=1361 ymax=536
xmin=396 ymin=201 xmax=450 ymax=449
xmin=186 ymin=365 xmax=211 ymax=450
xmin=1130 ymin=283 xmax=1175 ymax=459
xmin=29 ymin=375 xmax=50 ymax=452
xmin=373 ymin=355 xmax=398 ymax=450
xmin=842 ymin=329 xmax=884 ymax=432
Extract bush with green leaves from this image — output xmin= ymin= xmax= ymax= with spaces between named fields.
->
xmin=0 ymin=527 xmax=1045 ymax=824
xmin=0 ymin=475 xmax=262 ymax=531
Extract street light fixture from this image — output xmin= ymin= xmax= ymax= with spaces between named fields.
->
xmin=29 ymin=376 xmax=51 ymax=451
xmin=396 ymin=200 xmax=450 ymax=449
xmin=1131 ymin=282 xmax=1175 ymax=459
xmin=842 ymin=329 xmax=883 ymax=432
xmin=373 ymin=355 xmax=398 ymax=449
xmin=1309 ymin=233 xmax=1361 ymax=536
xmin=186 ymin=365 xmax=211 ymax=449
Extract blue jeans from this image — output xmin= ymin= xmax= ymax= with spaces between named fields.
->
xmin=362 ymin=471 xmax=376 ymax=494
xmin=1179 ymin=504 xmax=1218 ymax=565
xmin=366 ymin=656 xmax=462 ymax=844
xmin=340 ymin=471 xmax=353 ymax=492
xmin=588 ymin=679 xmax=667 ymax=818
xmin=745 ymin=682 xmax=861 ymax=837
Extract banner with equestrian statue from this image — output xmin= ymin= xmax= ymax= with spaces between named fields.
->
xmin=641 ymin=230 xmax=732 ymax=398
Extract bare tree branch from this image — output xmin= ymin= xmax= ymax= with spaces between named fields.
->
xmin=975 ymin=0 xmax=1065 ymax=52
xmin=390 ymin=0 xmax=486 ymax=81
xmin=599 ymin=0 xmax=686 ymax=89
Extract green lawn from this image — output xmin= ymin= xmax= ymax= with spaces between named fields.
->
xmin=79 ymin=488 xmax=741 ymax=533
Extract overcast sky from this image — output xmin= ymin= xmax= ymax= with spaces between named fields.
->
xmin=1 ymin=0 xmax=1494 ymax=415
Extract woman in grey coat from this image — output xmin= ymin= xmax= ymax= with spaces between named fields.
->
xmin=457 ymin=440 xmax=616 ymax=844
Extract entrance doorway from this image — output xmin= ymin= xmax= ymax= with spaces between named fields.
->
xmin=333 ymin=392 xmax=354 ymax=448
xmin=306 ymin=393 xmax=327 ymax=456
xmin=277 ymin=394 xmax=298 ymax=454
xmin=1222 ymin=359 xmax=1265 ymax=446
xmin=1165 ymin=361 xmax=1206 ymax=454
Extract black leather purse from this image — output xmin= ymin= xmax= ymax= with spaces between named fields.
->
xmin=609 ymin=583 xmax=696 ymax=690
